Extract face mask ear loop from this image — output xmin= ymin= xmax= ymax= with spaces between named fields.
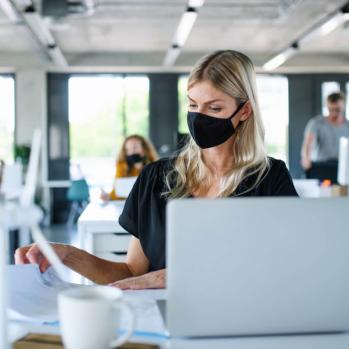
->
xmin=228 ymin=102 xmax=246 ymax=120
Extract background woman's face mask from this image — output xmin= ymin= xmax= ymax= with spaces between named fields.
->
xmin=126 ymin=153 xmax=145 ymax=166
xmin=187 ymin=102 xmax=245 ymax=149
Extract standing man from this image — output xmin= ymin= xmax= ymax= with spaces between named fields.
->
xmin=301 ymin=92 xmax=349 ymax=171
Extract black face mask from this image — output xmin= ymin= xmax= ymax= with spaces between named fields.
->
xmin=187 ymin=103 xmax=245 ymax=149
xmin=126 ymin=153 xmax=145 ymax=167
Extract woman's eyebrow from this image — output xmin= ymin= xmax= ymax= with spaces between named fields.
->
xmin=187 ymin=96 xmax=225 ymax=104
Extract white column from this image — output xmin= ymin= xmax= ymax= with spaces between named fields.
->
xmin=0 ymin=221 xmax=9 ymax=349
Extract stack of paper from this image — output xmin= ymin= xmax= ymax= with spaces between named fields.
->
xmin=8 ymin=264 xmax=168 ymax=337
xmin=7 ymin=264 xmax=79 ymax=323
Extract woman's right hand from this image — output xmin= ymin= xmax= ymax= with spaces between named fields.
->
xmin=15 ymin=243 xmax=72 ymax=273
xmin=100 ymin=189 xmax=110 ymax=202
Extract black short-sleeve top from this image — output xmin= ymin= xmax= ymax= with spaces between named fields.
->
xmin=119 ymin=157 xmax=298 ymax=272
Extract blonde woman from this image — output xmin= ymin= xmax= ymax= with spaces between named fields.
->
xmin=101 ymin=134 xmax=158 ymax=201
xmin=15 ymin=50 xmax=297 ymax=290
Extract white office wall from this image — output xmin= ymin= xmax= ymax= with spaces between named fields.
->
xmin=16 ymin=69 xmax=46 ymax=145
xmin=15 ymin=69 xmax=48 ymax=191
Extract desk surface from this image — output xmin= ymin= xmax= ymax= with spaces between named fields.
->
xmin=78 ymin=201 xmax=125 ymax=225
xmin=8 ymin=288 xmax=349 ymax=349
xmin=10 ymin=320 xmax=349 ymax=349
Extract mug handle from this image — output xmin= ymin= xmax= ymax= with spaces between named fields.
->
xmin=109 ymin=301 xmax=135 ymax=348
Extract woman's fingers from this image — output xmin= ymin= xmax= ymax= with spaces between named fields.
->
xmin=110 ymin=269 xmax=166 ymax=290
xmin=110 ymin=276 xmax=146 ymax=290
xmin=26 ymin=245 xmax=45 ymax=265
xmin=38 ymin=258 xmax=51 ymax=273
xmin=15 ymin=244 xmax=51 ymax=272
xmin=14 ymin=246 xmax=31 ymax=264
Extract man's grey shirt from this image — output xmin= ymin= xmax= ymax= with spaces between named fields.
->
xmin=305 ymin=115 xmax=349 ymax=161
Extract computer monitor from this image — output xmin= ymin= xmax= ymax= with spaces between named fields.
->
xmin=305 ymin=159 xmax=338 ymax=183
xmin=114 ymin=177 xmax=137 ymax=198
xmin=338 ymin=137 xmax=349 ymax=185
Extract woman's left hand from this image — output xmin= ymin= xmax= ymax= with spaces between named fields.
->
xmin=109 ymin=269 xmax=166 ymax=290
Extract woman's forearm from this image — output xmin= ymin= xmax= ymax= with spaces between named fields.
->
xmin=63 ymin=246 xmax=133 ymax=284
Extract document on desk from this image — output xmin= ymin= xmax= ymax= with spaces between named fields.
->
xmin=7 ymin=264 xmax=78 ymax=323
xmin=123 ymin=290 xmax=168 ymax=337
xmin=8 ymin=265 xmax=168 ymax=337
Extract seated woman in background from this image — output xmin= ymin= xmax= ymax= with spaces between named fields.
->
xmin=100 ymin=134 xmax=158 ymax=201
xmin=16 ymin=50 xmax=297 ymax=289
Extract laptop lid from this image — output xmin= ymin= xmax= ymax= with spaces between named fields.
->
xmin=166 ymin=198 xmax=349 ymax=337
xmin=114 ymin=177 xmax=137 ymax=198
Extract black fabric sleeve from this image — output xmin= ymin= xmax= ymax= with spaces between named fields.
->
xmin=271 ymin=160 xmax=299 ymax=196
xmin=118 ymin=162 xmax=157 ymax=238
xmin=118 ymin=174 xmax=142 ymax=238
xmin=119 ymin=165 xmax=150 ymax=238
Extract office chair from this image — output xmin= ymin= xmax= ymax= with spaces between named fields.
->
xmin=66 ymin=178 xmax=90 ymax=227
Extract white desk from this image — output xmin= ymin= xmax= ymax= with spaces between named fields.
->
xmin=1 ymin=202 xmax=43 ymax=349
xmin=78 ymin=201 xmax=131 ymax=265
xmin=0 ymin=202 xmax=43 ymax=248
xmin=9 ymin=292 xmax=349 ymax=349
xmin=10 ymin=322 xmax=349 ymax=349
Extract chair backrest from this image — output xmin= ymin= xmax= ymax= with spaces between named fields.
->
xmin=67 ymin=179 xmax=90 ymax=202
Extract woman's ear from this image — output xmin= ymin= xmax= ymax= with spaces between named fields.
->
xmin=240 ymin=101 xmax=252 ymax=121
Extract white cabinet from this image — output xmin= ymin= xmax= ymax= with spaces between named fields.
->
xmin=77 ymin=201 xmax=131 ymax=283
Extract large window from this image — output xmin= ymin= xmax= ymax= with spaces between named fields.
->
xmin=256 ymin=75 xmax=289 ymax=163
xmin=0 ymin=75 xmax=15 ymax=163
xmin=178 ymin=75 xmax=289 ymax=162
xmin=178 ymin=76 xmax=189 ymax=134
xmin=69 ymin=75 xmax=149 ymax=190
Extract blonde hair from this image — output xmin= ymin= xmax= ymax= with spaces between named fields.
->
xmin=165 ymin=50 xmax=269 ymax=198
xmin=118 ymin=134 xmax=158 ymax=170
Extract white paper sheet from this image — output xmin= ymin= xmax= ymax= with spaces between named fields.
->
xmin=7 ymin=264 xmax=77 ymax=323
xmin=8 ymin=265 xmax=168 ymax=337
xmin=123 ymin=290 xmax=167 ymax=336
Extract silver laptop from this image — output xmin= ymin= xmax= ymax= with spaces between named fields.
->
xmin=165 ymin=198 xmax=349 ymax=338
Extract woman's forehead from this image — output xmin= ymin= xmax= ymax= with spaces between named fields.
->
xmin=126 ymin=138 xmax=142 ymax=148
xmin=188 ymin=80 xmax=232 ymax=103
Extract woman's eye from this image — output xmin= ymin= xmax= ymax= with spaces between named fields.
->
xmin=189 ymin=104 xmax=197 ymax=109
xmin=210 ymin=107 xmax=222 ymax=112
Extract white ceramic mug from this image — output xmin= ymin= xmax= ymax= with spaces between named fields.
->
xmin=58 ymin=285 xmax=135 ymax=349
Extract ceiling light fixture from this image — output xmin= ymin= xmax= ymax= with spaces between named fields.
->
xmin=263 ymin=2 xmax=349 ymax=71
xmin=21 ymin=4 xmax=68 ymax=67
xmin=163 ymin=45 xmax=181 ymax=67
xmin=0 ymin=0 xmax=20 ymax=22
xmin=263 ymin=44 xmax=298 ymax=71
xmin=173 ymin=7 xmax=198 ymax=47
xmin=23 ymin=5 xmax=55 ymax=47
xmin=47 ymin=44 xmax=68 ymax=67
xmin=299 ymin=5 xmax=349 ymax=45
xmin=163 ymin=1 xmax=205 ymax=67
xmin=188 ymin=0 xmax=205 ymax=8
